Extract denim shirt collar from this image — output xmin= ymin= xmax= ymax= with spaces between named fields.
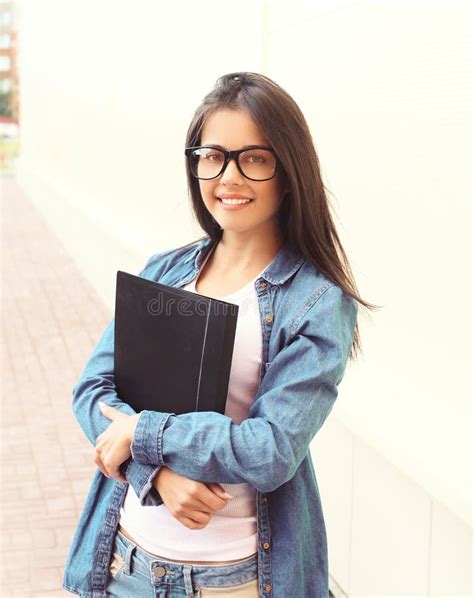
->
xmin=187 ymin=235 xmax=306 ymax=286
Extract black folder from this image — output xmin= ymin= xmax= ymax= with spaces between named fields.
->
xmin=114 ymin=270 xmax=239 ymax=415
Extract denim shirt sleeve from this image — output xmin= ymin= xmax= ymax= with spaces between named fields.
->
xmin=71 ymin=253 xmax=168 ymax=506
xmin=131 ymin=283 xmax=359 ymax=493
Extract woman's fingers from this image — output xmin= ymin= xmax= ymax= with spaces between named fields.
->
xmin=107 ymin=465 xmax=128 ymax=484
xmin=93 ymin=450 xmax=127 ymax=483
xmin=179 ymin=510 xmax=211 ymax=530
xmin=93 ymin=451 xmax=110 ymax=478
xmin=176 ymin=488 xmax=226 ymax=515
xmin=103 ymin=457 xmax=128 ymax=483
xmin=179 ymin=483 xmax=232 ymax=515
xmin=152 ymin=468 xmax=229 ymax=530
xmin=198 ymin=483 xmax=232 ymax=512
xmin=179 ymin=515 xmax=203 ymax=529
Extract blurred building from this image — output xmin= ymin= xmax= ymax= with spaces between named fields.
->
xmin=0 ymin=0 xmax=19 ymax=123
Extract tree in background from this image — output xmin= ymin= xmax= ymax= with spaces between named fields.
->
xmin=0 ymin=91 xmax=13 ymax=117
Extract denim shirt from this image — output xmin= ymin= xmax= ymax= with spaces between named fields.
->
xmin=63 ymin=235 xmax=358 ymax=598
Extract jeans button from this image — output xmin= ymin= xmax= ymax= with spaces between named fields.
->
xmin=153 ymin=565 xmax=166 ymax=577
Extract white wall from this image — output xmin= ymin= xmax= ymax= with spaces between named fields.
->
xmin=265 ymin=0 xmax=472 ymax=525
xmin=15 ymin=0 xmax=472 ymax=595
xmin=16 ymin=0 xmax=266 ymax=302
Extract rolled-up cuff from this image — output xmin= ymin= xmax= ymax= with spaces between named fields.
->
xmin=131 ymin=410 xmax=175 ymax=466
xmin=123 ymin=459 xmax=164 ymax=506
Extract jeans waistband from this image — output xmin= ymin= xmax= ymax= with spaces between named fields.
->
xmin=112 ymin=527 xmax=258 ymax=593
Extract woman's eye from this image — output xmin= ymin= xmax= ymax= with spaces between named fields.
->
xmin=206 ymin=153 xmax=223 ymax=162
xmin=246 ymin=155 xmax=265 ymax=163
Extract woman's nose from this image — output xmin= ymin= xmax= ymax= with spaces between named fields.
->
xmin=220 ymin=157 xmax=245 ymax=184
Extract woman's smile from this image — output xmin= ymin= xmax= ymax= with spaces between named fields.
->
xmin=217 ymin=196 xmax=254 ymax=210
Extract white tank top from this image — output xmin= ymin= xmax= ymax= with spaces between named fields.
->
xmin=118 ymin=250 xmax=266 ymax=560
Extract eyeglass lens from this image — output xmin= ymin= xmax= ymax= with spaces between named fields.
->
xmin=190 ymin=148 xmax=276 ymax=180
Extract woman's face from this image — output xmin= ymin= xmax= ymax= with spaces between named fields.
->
xmin=198 ymin=108 xmax=285 ymax=236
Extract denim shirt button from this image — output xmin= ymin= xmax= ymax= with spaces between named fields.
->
xmin=265 ymin=315 xmax=273 ymax=323
xmin=262 ymin=542 xmax=270 ymax=550
xmin=259 ymin=281 xmax=267 ymax=288
xmin=264 ymin=583 xmax=272 ymax=592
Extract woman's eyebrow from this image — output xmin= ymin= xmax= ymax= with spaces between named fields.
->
xmin=201 ymin=143 xmax=267 ymax=150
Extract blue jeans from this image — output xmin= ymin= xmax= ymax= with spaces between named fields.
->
xmin=106 ymin=528 xmax=259 ymax=597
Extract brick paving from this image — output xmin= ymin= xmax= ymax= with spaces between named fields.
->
xmin=1 ymin=174 xmax=113 ymax=596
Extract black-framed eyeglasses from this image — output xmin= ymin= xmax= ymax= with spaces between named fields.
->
xmin=184 ymin=145 xmax=278 ymax=182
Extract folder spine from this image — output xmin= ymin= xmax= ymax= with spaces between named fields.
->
xmin=198 ymin=302 xmax=238 ymax=413
xmin=195 ymin=299 xmax=211 ymax=412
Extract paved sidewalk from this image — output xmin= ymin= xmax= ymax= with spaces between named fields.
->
xmin=1 ymin=174 xmax=112 ymax=597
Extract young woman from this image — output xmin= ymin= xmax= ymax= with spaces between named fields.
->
xmin=63 ymin=72 xmax=377 ymax=598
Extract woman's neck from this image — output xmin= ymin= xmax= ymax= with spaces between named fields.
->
xmin=211 ymin=226 xmax=284 ymax=275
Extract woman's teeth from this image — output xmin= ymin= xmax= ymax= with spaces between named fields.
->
xmin=219 ymin=198 xmax=253 ymax=205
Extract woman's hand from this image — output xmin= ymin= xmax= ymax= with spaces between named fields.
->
xmin=153 ymin=467 xmax=233 ymax=530
xmin=94 ymin=401 xmax=140 ymax=483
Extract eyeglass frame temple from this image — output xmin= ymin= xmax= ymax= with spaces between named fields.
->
xmin=184 ymin=146 xmax=279 ymax=181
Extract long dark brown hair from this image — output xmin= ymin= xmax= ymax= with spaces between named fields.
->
xmin=181 ymin=72 xmax=381 ymax=360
